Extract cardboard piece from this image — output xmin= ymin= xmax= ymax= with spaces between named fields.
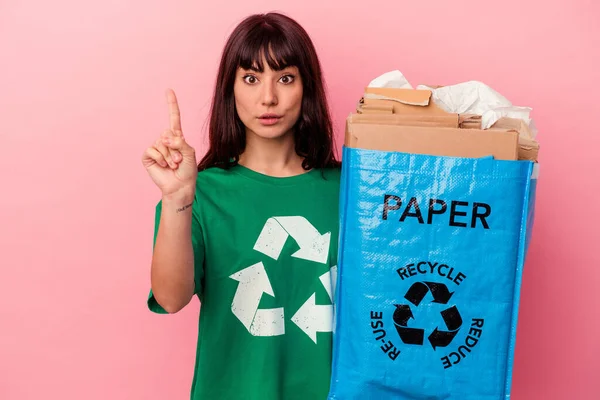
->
xmin=351 ymin=87 xmax=539 ymax=161
xmin=357 ymin=103 xmax=395 ymax=114
xmin=459 ymin=115 xmax=540 ymax=162
xmin=361 ymin=87 xmax=448 ymax=114
xmin=345 ymin=119 xmax=519 ymax=161
xmin=491 ymin=117 xmax=540 ymax=162
xmin=349 ymin=113 xmax=459 ymax=128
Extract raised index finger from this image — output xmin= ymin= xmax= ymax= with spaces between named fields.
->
xmin=166 ymin=88 xmax=182 ymax=133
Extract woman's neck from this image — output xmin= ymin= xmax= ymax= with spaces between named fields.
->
xmin=238 ymin=130 xmax=307 ymax=177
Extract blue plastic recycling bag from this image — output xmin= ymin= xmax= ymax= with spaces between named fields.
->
xmin=329 ymin=146 xmax=538 ymax=400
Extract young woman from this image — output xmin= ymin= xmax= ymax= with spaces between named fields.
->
xmin=141 ymin=12 xmax=341 ymax=400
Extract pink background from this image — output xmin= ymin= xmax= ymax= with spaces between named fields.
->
xmin=1 ymin=0 xmax=599 ymax=399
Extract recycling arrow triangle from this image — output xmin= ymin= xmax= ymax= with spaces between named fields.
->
xmin=253 ymin=216 xmax=331 ymax=264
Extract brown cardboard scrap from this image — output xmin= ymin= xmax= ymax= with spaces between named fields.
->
xmin=348 ymin=85 xmax=539 ymax=161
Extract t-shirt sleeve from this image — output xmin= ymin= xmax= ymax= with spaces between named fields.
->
xmin=146 ymin=199 xmax=205 ymax=314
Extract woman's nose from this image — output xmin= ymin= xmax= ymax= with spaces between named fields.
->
xmin=261 ymin=82 xmax=278 ymax=106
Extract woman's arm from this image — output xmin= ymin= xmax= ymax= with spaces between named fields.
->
xmin=150 ymin=188 xmax=196 ymax=314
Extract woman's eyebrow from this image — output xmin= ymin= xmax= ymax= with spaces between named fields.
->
xmin=239 ymin=64 xmax=296 ymax=73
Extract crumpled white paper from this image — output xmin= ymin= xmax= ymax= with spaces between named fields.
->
xmin=367 ymin=70 xmax=535 ymax=132
xmin=367 ymin=70 xmax=413 ymax=89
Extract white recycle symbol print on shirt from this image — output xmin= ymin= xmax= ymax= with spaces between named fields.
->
xmin=229 ymin=216 xmax=337 ymax=343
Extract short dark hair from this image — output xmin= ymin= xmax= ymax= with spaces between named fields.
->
xmin=197 ymin=12 xmax=340 ymax=171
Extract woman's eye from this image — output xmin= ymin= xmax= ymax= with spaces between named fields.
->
xmin=243 ymin=75 xmax=258 ymax=84
xmin=279 ymin=74 xmax=295 ymax=84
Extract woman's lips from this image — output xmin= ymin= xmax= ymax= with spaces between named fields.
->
xmin=258 ymin=114 xmax=281 ymax=126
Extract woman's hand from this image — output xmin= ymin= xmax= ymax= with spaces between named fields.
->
xmin=142 ymin=89 xmax=198 ymax=197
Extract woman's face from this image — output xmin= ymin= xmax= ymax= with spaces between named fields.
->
xmin=233 ymin=56 xmax=303 ymax=141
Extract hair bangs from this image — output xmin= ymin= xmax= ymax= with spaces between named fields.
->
xmin=237 ymin=26 xmax=299 ymax=72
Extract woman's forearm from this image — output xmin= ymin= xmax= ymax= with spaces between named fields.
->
xmin=150 ymin=189 xmax=196 ymax=313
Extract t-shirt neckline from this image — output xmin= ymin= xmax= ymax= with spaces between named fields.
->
xmin=231 ymin=164 xmax=319 ymax=185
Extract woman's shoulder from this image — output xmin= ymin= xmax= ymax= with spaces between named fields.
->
xmin=195 ymin=165 xmax=236 ymax=184
xmin=189 ymin=166 xmax=235 ymax=201
xmin=319 ymin=164 xmax=341 ymax=177
xmin=315 ymin=164 xmax=342 ymax=183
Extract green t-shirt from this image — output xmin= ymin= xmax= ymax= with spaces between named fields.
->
xmin=147 ymin=164 xmax=341 ymax=400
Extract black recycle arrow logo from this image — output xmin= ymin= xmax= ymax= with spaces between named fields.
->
xmin=404 ymin=281 xmax=454 ymax=306
xmin=393 ymin=281 xmax=462 ymax=350
xmin=392 ymin=305 xmax=424 ymax=345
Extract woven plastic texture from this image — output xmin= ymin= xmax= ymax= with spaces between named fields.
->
xmin=329 ymin=147 xmax=537 ymax=400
